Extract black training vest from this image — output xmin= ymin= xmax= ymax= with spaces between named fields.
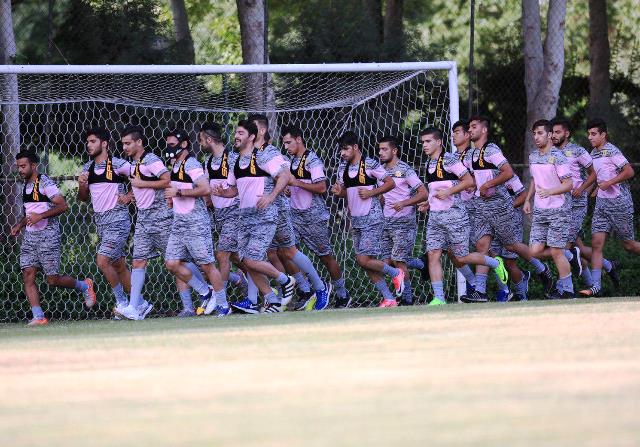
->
xmin=290 ymin=150 xmax=312 ymax=180
xmin=206 ymin=150 xmax=231 ymax=180
xmin=343 ymin=157 xmax=377 ymax=188
xmin=22 ymin=174 xmax=51 ymax=204
xmin=170 ymin=158 xmax=194 ymax=184
xmin=458 ymin=146 xmax=471 ymax=162
xmin=233 ymin=148 xmax=269 ymax=179
xmin=425 ymin=153 xmax=459 ymax=184
xmin=131 ymin=152 xmax=160 ymax=181
xmin=471 ymin=142 xmax=499 ymax=171
xmin=87 ymin=156 xmax=127 ymax=184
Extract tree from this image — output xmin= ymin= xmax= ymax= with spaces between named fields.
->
xmin=169 ymin=0 xmax=195 ymax=64
xmin=588 ymin=0 xmax=611 ymax=120
xmin=522 ymin=0 xmax=567 ymax=163
xmin=383 ymin=0 xmax=404 ymax=60
xmin=0 ymin=0 xmax=21 ymax=235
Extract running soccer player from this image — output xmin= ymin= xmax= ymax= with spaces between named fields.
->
xmin=551 ymin=118 xmax=620 ymax=289
xmin=330 ymin=130 xmax=405 ymax=307
xmin=77 ymin=127 xmax=133 ymax=317
xmin=249 ymin=114 xmax=330 ymax=310
xmin=212 ymin=120 xmax=296 ymax=313
xmin=418 ymin=127 xmax=508 ymax=306
xmin=523 ymin=119 xmax=574 ymax=298
xmin=464 ymin=116 xmax=553 ymax=302
xmin=163 ymin=129 xmax=229 ymax=316
xmin=579 ymin=118 xmax=640 ymax=296
xmin=12 ymin=151 xmax=96 ymax=325
xmin=282 ymin=125 xmax=351 ymax=309
xmin=378 ymin=135 xmax=428 ymax=306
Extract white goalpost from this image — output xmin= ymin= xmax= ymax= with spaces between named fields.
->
xmin=0 ymin=62 xmax=463 ymax=322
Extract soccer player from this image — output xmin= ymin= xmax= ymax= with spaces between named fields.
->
xmin=120 ymin=125 xmax=201 ymax=319
xmin=11 ymin=150 xmax=96 ymax=325
xmin=579 ymin=118 xmax=640 ymax=296
xmin=163 ymin=129 xmax=229 ymax=316
xmin=377 ymin=135 xmax=428 ymax=306
xmin=330 ymin=130 xmax=405 ymax=307
xmin=551 ymin=118 xmax=620 ymax=289
xmin=77 ymin=127 xmax=133 ymax=317
xmin=282 ymin=125 xmax=351 ymax=309
xmin=212 ymin=120 xmax=296 ymax=313
xmin=199 ymin=122 xmax=248 ymax=299
xmin=464 ymin=116 xmax=553 ymax=302
xmin=249 ymin=114 xmax=330 ymax=310
xmin=418 ymin=127 xmax=508 ymax=306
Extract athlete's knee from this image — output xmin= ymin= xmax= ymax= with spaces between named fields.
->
xmin=132 ymin=259 xmax=147 ymax=269
xmin=96 ymin=255 xmax=111 ymax=270
xmin=621 ymin=239 xmax=639 ymax=252
xmin=427 ymin=251 xmax=441 ymax=265
xmin=278 ymin=246 xmax=297 ymax=260
xmin=165 ymin=259 xmax=181 ymax=273
xmin=45 ymin=275 xmax=61 ymax=287
xmin=355 ymin=255 xmax=370 ymax=268
xmin=22 ymin=268 xmax=37 ymax=283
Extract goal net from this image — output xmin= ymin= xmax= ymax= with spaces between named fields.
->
xmin=0 ymin=62 xmax=460 ymax=322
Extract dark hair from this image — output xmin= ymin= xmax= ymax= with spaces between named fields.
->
xmin=247 ymin=113 xmax=270 ymax=141
xmin=469 ymin=115 xmax=491 ymax=131
xmin=586 ymin=118 xmax=607 ymax=134
xmin=16 ymin=150 xmax=39 ymax=164
xmin=84 ymin=126 xmax=110 ymax=142
xmin=165 ymin=129 xmax=190 ymax=149
xmin=120 ymin=125 xmax=145 ymax=144
xmin=419 ymin=126 xmax=444 ymax=141
xmin=531 ymin=119 xmax=552 ymax=133
xmin=452 ymin=120 xmax=469 ymax=132
xmin=379 ymin=135 xmax=400 ymax=156
xmin=551 ymin=117 xmax=572 ymax=133
xmin=337 ymin=131 xmax=359 ymax=148
xmin=281 ymin=125 xmax=304 ymax=142
xmin=200 ymin=122 xmax=224 ymax=142
xmin=237 ymin=119 xmax=258 ymax=138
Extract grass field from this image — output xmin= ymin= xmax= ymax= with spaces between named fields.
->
xmin=1 ymin=298 xmax=639 ymax=447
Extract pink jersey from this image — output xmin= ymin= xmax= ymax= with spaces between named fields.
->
xmin=22 ymin=174 xmax=60 ymax=232
xmin=560 ymin=142 xmax=592 ymax=196
xmin=381 ymin=160 xmax=423 ymax=218
xmin=456 ymin=147 xmax=474 ymax=201
xmin=170 ymin=156 xmax=207 ymax=215
xmin=529 ymin=148 xmax=571 ymax=209
xmin=289 ymin=150 xmax=327 ymax=212
xmin=591 ymin=142 xmax=631 ymax=200
xmin=83 ymin=156 xmax=131 ymax=213
xmin=469 ymin=142 xmax=510 ymax=201
xmin=205 ymin=150 xmax=239 ymax=210
xmin=337 ymin=157 xmax=388 ymax=220
xmin=130 ymin=152 xmax=168 ymax=210
xmin=425 ymin=152 xmax=468 ymax=211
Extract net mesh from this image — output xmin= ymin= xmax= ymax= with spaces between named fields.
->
xmin=0 ymin=68 xmax=456 ymax=322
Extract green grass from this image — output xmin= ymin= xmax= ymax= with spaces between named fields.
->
xmin=2 ymin=298 xmax=640 ymax=446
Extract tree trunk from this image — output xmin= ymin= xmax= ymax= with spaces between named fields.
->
xmin=383 ymin=0 xmax=404 ymax=60
xmin=588 ymin=0 xmax=611 ymax=120
xmin=169 ymin=0 xmax=195 ymax=64
xmin=362 ymin=0 xmax=383 ymax=45
xmin=0 ymin=0 xmax=22 ymax=237
xmin=522 ymin=0 xmax=566 ymax=165
xmin=236 ymin=0 xmax=269 ymax=110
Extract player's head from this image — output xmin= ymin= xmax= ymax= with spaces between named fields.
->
xmin=468 ymin=116 xmax=490 ymax=143
xmin=199 ymin=122 xmax=224 ymax=152
xmin=531 ymin=119 xmax=552 ymax=149
xmin=419 ymin=127 xmax=444 ymax=157
xmin=15 ymin=150 xmax=39 ymax=179
xmin=586 ymin=118 xmax=608 ymax=148
xmin=235 ymin=120 xmax=258 ymax=151
xmin=84 ymin=127 xmax=110 ymax=159
xmin=164 ymin=129 xmax=190 ymax=160
xmin=452 ymin=120 xmax=470 ymax=148
xmin=120 ymin=125 xmax=145 ymax=158
xmin=551 ymin=118 xmax=571 ymax=147
xmin=378 ymin=135 xmax=399 ymax=163
xmin=247 ymin=113 xmax=270 ymax=145
xmin=337 ymin=131 xmax=360 ymax=163
xmin=281 ymin=125 xmax=305 ymax=156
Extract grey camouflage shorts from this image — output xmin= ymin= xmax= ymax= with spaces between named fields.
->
xmin=474 ymin=200 xmax=521 ymax=246
xmin=97 ymin=219 xmax=130 ymax=261
xmin=269 ymin=209 xmax=296 ymax=250
xmin=20 ymin=225 xmax=61 ymax=275
xmin=165 ymin=227 xmax=215 ymax=265
xmin=490 ymin=207 xmax=523 ymax=259
xmin=529 ymin=206 xmax=570 ymax=248
xmin=238 ymin=218 xmax=277 ymax=261
xmin=381 ymin=218 xmax=417 ymax=262
xmin=426 ymin=207 xmax=470 ymax=258
xmin=568 ymin=201 xmax=588 ymax=243
xmin=292 ymin=212 xmax=333 ymax=256
xmin=592 ymin=199 xmax=635 ymax=241
xmin=213 ymin=216 xmax=239 ymax=253
xmin=351 ymin=223 xmax=383 ymax=257
xmin=133 ymin=219 xmax=171 ymax=260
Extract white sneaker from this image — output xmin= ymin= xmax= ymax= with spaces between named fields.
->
xmin=113 ymin=303 xmax=129 ymax=320
xmin=137 ymin=301 xmax=153 ymax=320
xmin=120 ymin=301 xmax=153 ymax=321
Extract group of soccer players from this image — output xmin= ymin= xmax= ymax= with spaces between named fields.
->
xmin=11 ymin=114 xmax=638 ymax=325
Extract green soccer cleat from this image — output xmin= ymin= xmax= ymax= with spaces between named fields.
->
xmin=494 ymin=256 xmax=509 ymax=284
xmin=427 ymin=298 xmax=446 ymax=306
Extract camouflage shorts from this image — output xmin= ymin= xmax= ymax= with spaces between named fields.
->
xmin=592 ymin=199 xmax=635 ymax=241
xmin=426 ymin=207 xmax=470 ymax=258
xmin=213 ymin=214 xmax=239 ymax=253
xmin=474 ymin=200 xmax=521 ymax=246
xmin=20 ymin=225 xmax=61 ymax=275
xmin=238 ymin=218 xmax=277 ymax=261
xmin=96 ymin=219 xmax=130 ymax=261
xmin=269 ymin=209 xmax=296 ymax=250
xmin=351 ymin=223 xmax=383 ymax=257
xmin=568 ymin=201 xmax=588 ymax=243
xmin=292 ymin=211 xmax=333 ymax=256
xmin=165 ymin=227 xmax=215 ymax=265
xmin=463 ymin=199 xmax=477 ymax=244
xmin=490 ymin=207 xmax=523 ymax=259
xmin=132 ymin=218 xmax=171 ymax=260
xmin=529 ymin=207 xmax=571 ymax=248
xmin=381 ymin=218 xmax=417 ymax=262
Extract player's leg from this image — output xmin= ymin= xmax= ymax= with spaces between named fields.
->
xmin=22 ymin=267 xmax=47 ymax=325
xmin=427 ymin=249 xmax=446 ymax=305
